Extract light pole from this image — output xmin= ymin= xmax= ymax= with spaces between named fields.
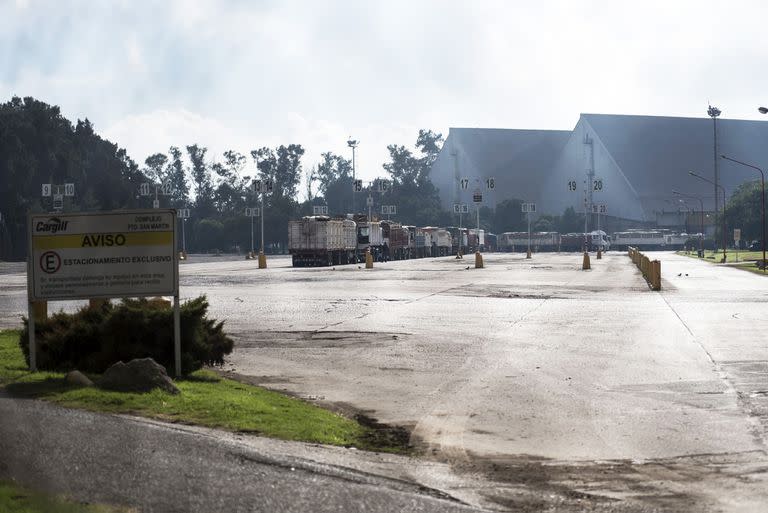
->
xmin=720 ymin=154 xmax=766 ymax=273
xmin=348 ymin=138 xmax=358 ymax=214
xmin=689 ymin=171 xmax=727 ymax=262
xmin=708 ymin=105 xmax=721 ymax=252
xmin=672 ymin=190 xmax=704 ymax=256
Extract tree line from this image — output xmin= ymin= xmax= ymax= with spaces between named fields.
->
xmin=4 ymin=96 xmax=760 ymax=260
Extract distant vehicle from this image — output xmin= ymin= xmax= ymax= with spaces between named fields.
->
xmin=288 ymin=216 xmax=357 ymax=266
xmin=612 ymin=230 xmax=687 ymax=250
xmin=498 ymin=232 xmax=560 ymax=252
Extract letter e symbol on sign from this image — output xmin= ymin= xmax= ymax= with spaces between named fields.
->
xmin=40 ymin=251 xmax=61 ymax=274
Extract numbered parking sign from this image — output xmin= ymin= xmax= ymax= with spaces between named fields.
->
xmin=567 ymin=179 xmax=578 ymax=192
xmin=64 ymin=183 xmax=75 ymax=197
xmin=486 ymin=177 xmax=495 ymax=189
xmin=460 ymin=178 xmax=469 ymax=190
xmin=42 ymin=184 xmax=52 ymax=197
xmin=161 ymin=183 xmax=172 ymax=195
xmin=140 ymin=183 xmax=151 ymax=196
xmin=178 ymin=208 xmax=190 ymax=219
xmin=377 ymin=180 xmax=391 ymax=193
xmin=253 ymin=180 xmax=263 ymax=193
xmin=353 ymin=179 xmax=363 ymax=192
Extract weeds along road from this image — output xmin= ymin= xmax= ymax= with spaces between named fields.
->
xmin=1 ymin=251 xmax=767 ymax=511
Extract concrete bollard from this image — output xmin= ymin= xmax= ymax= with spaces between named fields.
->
xmin=651 ymin=260 xmax=661 ymax=290
xmin=582 ymin=251 xmax=591 ymax=270
xmin=597 ymin=248 xmax=602 ymax=259
xmin=178 ymin=251 xmax=187 ymax=261
xmin=365 ymin=249 xmax=374 ymax=269
xmin=475 ymin=251 xmax=484 ymax=269
xmin=258 ymin=251 xmax=267 ymax=269
xmin=526 ymin=249 xmax=532 ymax=259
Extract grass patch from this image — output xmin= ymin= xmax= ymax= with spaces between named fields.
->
xmin=0 ymin=330 xmax=410 ymax=453
xmin=0 ymin=480 xmax=133 ymax=513
xmin=677 ymin=250 xmax=767 ymax=265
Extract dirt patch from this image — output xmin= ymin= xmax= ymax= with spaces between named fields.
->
xmin=354 ymin=413 xmax=414 ymax=454
xmin=450 ymin=451 xmax=768 ymax=512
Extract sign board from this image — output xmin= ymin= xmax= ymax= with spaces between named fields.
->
xmin=377 ymin=180 xmax=391 ymax=193
xmin=593 ymin=178 xmax=604 ymax=191
xmin=381 ymin=205 xmax=396 ymax=215
xmin=53 ymin=194 xmax=64 ymax=211
xmin=366 ymin=196 xmax=374 ymax=207
xmin=254 ymin=179 xmax=273 ymax=193
xmin=460 ymin=178 xmax=469 ymax=190
xmin=42 ymin=184 xmax=52 ymax=197
xmin=473 ymin=191 xmax=482 ymax=203
xmin=453 ymin=203 xmax=469 ymax=214
xmin=486 ymin=178 xmax=495 ymax=190
xmin=312 ymin=205 xmax=328 ymax=215
xmin=522 ymin=202 xmax=537 ymax=213
xmin=245 ymin=207 xmax=260 ymax=217
xmin=591 ymin=204 xmax=607 ymax=214
xmin=28 ymin=210 xmax=178 ymax=301
xmin=152 ymin=199 xmax=160 ymax=209
xmin=160 ymin=183 xmax=172 ymax=196
xmin=568 ymin=179 xmax=578 ymax=192
xmin=64 ymin=183 xmax=75 ymax=197
xmin=140 ymin=183 xmax=151 ymax=196
xmin=177 ymin=209 xmax=190 ymax=219
xmin=353 ymin=179 xmax=363 ymax=192
xmin=734 ymin=228 xmax=741 ymax=242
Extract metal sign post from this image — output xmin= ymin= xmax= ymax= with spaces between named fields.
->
xmin=522 ymin=203 xmax=537 ymax=255
xmin=177 ymin=208 xmax=190 ymax=255
xmin=245 ymin=207 xmax=260 ymax=254
xmin=253 ymin=179 xmax=272 ymax=268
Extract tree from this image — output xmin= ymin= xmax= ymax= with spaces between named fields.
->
xmin=187 ymin=144 xmax=215 ymax=218
xmin=382 ymin=129 xmax=444 ymax=225
xmin=314 ymin=152 xmax=353 ymax=215
xmin=556 ymin=206 xmax=584 ymax=233
xmin=166 ymin=146 xmax=190 ymax=207
xmin=490 ymin=199 xmax=526 ymax=233
xmin=724 ymin=180 xmax=766 ymax=244
xmin=0 ymin=96 xmax=143 ymax=259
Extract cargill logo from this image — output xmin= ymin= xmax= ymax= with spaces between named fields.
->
xmin=35 ymin=217 xmax=69 ymax=234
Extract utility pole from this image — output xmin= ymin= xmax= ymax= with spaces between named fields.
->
xmin=708 ymin=105 xmax=721 ymax=252
xmin=348 ymin=138 xmax=358 ymax=214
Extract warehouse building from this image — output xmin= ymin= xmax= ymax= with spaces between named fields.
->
xmin=430 ymin=114 xmax=768 ymax=232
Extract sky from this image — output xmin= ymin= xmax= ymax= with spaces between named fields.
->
xmin=3 ymin=0 xmax=768 ymax=198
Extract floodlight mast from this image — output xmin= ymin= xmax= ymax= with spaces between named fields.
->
xmin=707 ymin=105 xmax=722 ymax=253
xmin=348 ymin=138 xmax=358 ymax=214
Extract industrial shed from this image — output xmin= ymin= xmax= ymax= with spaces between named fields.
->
xmin=430 ymin=114 xmax=768 ymax=228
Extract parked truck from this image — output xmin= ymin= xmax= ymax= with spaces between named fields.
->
xmin=288 ymin=216 xmax=357 ymax=266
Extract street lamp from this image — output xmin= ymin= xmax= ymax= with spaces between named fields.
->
xmin=720 ymin=154 xmax=766 ymax=273
xmin=347 ymin=138 xmax=358 ymax=214
xmin=708 ymin=105 xmax=721 ymax=253
xmin=689 ymin=171 xmax=727 ymax=262
xmin=672 ymin=190 xmax=704 ymax=256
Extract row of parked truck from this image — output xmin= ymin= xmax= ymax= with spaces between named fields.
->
xmin=288 ymin=217 xmax=693 ymax=267
xmin=288 ymin=215 xmax=489 ymax=267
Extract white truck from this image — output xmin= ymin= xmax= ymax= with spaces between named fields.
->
xmin=288 ymin=216 xmax=357 ymax=266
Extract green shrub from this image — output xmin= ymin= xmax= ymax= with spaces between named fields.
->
xmin=19 ymin=296 xmax=233 ymax=375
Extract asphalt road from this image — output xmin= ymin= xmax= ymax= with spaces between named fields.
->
xmin=0 ymin=392 xmax=485 ymax=513
xmin=1 ymin=251 xmax=767 ymax=511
